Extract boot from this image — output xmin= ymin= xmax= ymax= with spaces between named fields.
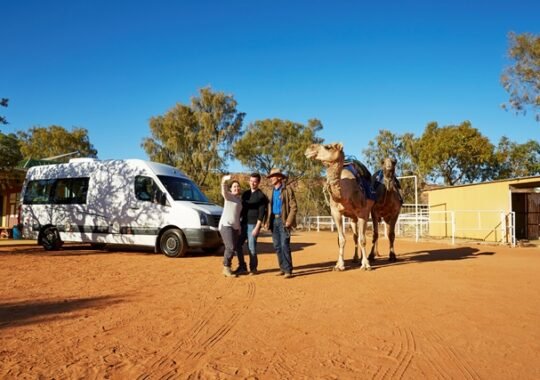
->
xmin=222 ymin=266 xmax=237 ymax=278
xmin=233 ymin=265 xmax=248 ymax=275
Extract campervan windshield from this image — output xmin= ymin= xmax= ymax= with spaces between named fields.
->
xmin=157 ymin=175 xmax=210 ymax=203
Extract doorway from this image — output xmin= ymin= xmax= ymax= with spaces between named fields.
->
xmin=512 ymin=192 xmax=540 ymax=240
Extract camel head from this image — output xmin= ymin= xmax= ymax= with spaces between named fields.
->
xmin=381 ymin=157 xmax=397 ymax=177
xmin=304 ymin=143 xmax=344 ymax=164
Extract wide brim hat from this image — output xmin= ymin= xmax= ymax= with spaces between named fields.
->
xmin=267 ymin=168 xmax=287 ymax=178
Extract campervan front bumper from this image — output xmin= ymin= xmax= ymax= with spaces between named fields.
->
xmin=184 ymin=228 xmax=222 ymax=248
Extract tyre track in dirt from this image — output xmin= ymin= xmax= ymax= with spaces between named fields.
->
xmin=372 ymin=325 xmax=416 ymax=380
xmin=365 ymin=266 xmax=480 ymax=380
xmin=361 ymin=271 xmax=417 ymax=380
xmin=420 ymin=329 xmax=480 ymax=380
xmin=257 ymin=283 xmax=305 ymax=379
xmin=137 ymin=279 xmax=256 ymax=379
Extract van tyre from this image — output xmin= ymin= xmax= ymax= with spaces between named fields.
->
xmin=41 ymin=227 xmax=62 ymax=251
xmin=160 ymin=229 xmax=187 ymax=258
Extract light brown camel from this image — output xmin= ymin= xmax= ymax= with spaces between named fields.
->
xmin=369 ymin=157 xmax=402 ymax=262
xmin=305 ymin=143 xmax=375 ymax=271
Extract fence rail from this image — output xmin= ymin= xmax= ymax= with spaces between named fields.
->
xmin=302 ymin=204 xmax=516 ymax=246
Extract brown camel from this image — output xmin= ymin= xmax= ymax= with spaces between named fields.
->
xmin=305 ymin=143 xmax=375 ymax=271
xmin=369 ymin=157 xmax=402 ymax=262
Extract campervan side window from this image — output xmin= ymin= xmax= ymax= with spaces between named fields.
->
xmin=135 ymin=176 xmax=158 ymax=202
xmin=23 ymin=179 xmax=55 ymax=204
xmin=23 ymin=178 xmax=89 ymax=205
xmin=53 ymin=178 xmax=89 ymax=204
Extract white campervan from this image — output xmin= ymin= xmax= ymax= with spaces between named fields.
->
xmin=20 ymin=158 xmax=223 ymax=257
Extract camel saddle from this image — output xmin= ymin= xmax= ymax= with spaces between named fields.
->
xmin=343 ymin=158 xmax=377 ymax=201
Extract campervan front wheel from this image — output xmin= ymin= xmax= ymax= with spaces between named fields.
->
xmin=41 ymin=227 xmax=63 ymax=251
xmin=160 ymin=228 xmax=187 ymax=258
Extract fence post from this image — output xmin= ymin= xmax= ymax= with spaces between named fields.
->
xmin=451 ymin=211 xmax=455 ymax=245
xmin=511 ymin=212 xmax=516 ymax=247
xmin=500 ymin=211 xmax=505 ymax=244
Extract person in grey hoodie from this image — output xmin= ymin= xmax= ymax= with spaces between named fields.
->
xmin=218 ymin=175 xmax=243 ymax=277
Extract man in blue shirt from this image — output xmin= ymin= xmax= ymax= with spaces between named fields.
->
xmin=265 ymin=168 xmax=297 ymax=278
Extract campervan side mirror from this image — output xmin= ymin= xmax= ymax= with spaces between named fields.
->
xmin=158 ymin=192 xmax=168 ymax=206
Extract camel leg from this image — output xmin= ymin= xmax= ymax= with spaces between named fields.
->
xmin=357 ymin=217 xmax=371 ymax=271
xmin=332 ymin=209 xmax=346 ymax=271
xmin=350 ymin=219 xmax=359 ymax=264
xmin=388 ymin=219 xmax=397 ymax=262
xmin=369 ymin=213 xmax=379 ymax=262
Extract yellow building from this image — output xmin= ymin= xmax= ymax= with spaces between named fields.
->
xmin=425 ymin=176 xmax=540 ymax=244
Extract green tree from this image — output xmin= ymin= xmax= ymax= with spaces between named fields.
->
xmin=233 ymin=118 xmax=324 ymax=179
xmin=501 ymin=32 xmax=540 ymax=122
xmin=18 ymin=125 xmax=98 ymax=161
xmin=233 ymin=118 xmax=326 ymax=223
xmin=362 ymin=129 xmax=421 ymax=203
xmin=142 ymin=87 xmax=245 ymax=187
xmin=0 ymin=98 xmax=8 ymax=127
xmin=362 ymin=129 xmax=418 ymax=176
xmin=493 ymin=136 xmax=540 ymax=178
xmin=0 ymin=132 xmax=22 ymax=168
xmin=416 ymin=121 xmax=494 ymax=186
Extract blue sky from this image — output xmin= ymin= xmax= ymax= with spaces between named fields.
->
xmin=3 ymin=1 xmax=539 ymax=171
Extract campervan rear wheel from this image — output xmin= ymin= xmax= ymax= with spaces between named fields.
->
xmin=41 ymin=227 xmax=62 ymax=251
xmin=160 ymin=228 xmax=187 ymax=258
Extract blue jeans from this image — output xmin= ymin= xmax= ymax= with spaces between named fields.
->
xmin=236 ymin=223 xmax=259 ymax=271
xmin=272 ymin=217 xmax=292 ymax=274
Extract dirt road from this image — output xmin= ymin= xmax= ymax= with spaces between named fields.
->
xmin=1 ymin=231 xmax=539 ymax=379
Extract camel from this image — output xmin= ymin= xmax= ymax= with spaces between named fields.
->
xmin=305 ymin=143 xmax=375 ymax=271
xmin=369 ymin=157 xmax=402 ymax=263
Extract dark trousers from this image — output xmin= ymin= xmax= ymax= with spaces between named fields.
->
xmin=272 ymin=217 xmax=293 ymax=274
xmin=220 ymin=225 xmax=239 ymax=267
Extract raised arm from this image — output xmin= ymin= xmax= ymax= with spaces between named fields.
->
xmin=221 ymin=175 xmax=236 ymax=202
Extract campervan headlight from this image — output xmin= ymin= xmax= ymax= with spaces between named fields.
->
xmin=198 ymin=211 xmax=209 ymax=226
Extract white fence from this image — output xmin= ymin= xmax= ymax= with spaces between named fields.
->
xmin=303 ymin=204 xmax=516 ymax=246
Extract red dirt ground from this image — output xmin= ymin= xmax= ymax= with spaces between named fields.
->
xmin=1 ymin=231 xmax=539 ymax=379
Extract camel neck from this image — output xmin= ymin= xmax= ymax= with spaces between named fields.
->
xmin=326 ymin=157 xmax=343 ymax=202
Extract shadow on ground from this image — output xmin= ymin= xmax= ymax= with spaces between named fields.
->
xmin=369 ymin=246 xmax=495 ymax=269
xmin=289 ymin=246 xmax=496 ymax=277
xmin=0 ymin=295 xmax=127 ymax=330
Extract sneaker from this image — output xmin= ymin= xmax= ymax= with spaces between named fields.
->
xmin=233 ymin=267 xmax=248 ymax=275
xmin=222 ymin=267 xmax=237 ymax=278
xmin=276 ymin=271 xmax=285 ymax=276
xmin=283 ymin=272 xmax=293 ymax=279
xmin=248 ymin=270 xmax=258 ymax=276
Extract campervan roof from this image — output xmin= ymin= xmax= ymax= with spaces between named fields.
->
xmin=69 ymin=158 xmax=97 ymax=163
xmin=136 ymin=160 xmax=189 ymax=179
xmin=26 ymin=159 xmax=190 ymax=181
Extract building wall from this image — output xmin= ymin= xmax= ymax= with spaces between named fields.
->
xmin=426 ymin=177 xmax=540 ymax=242
xmin=1 ymin=190 xmax=21 ymax=229
xmin=0 ymin=169 xmax=26 ymax=230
